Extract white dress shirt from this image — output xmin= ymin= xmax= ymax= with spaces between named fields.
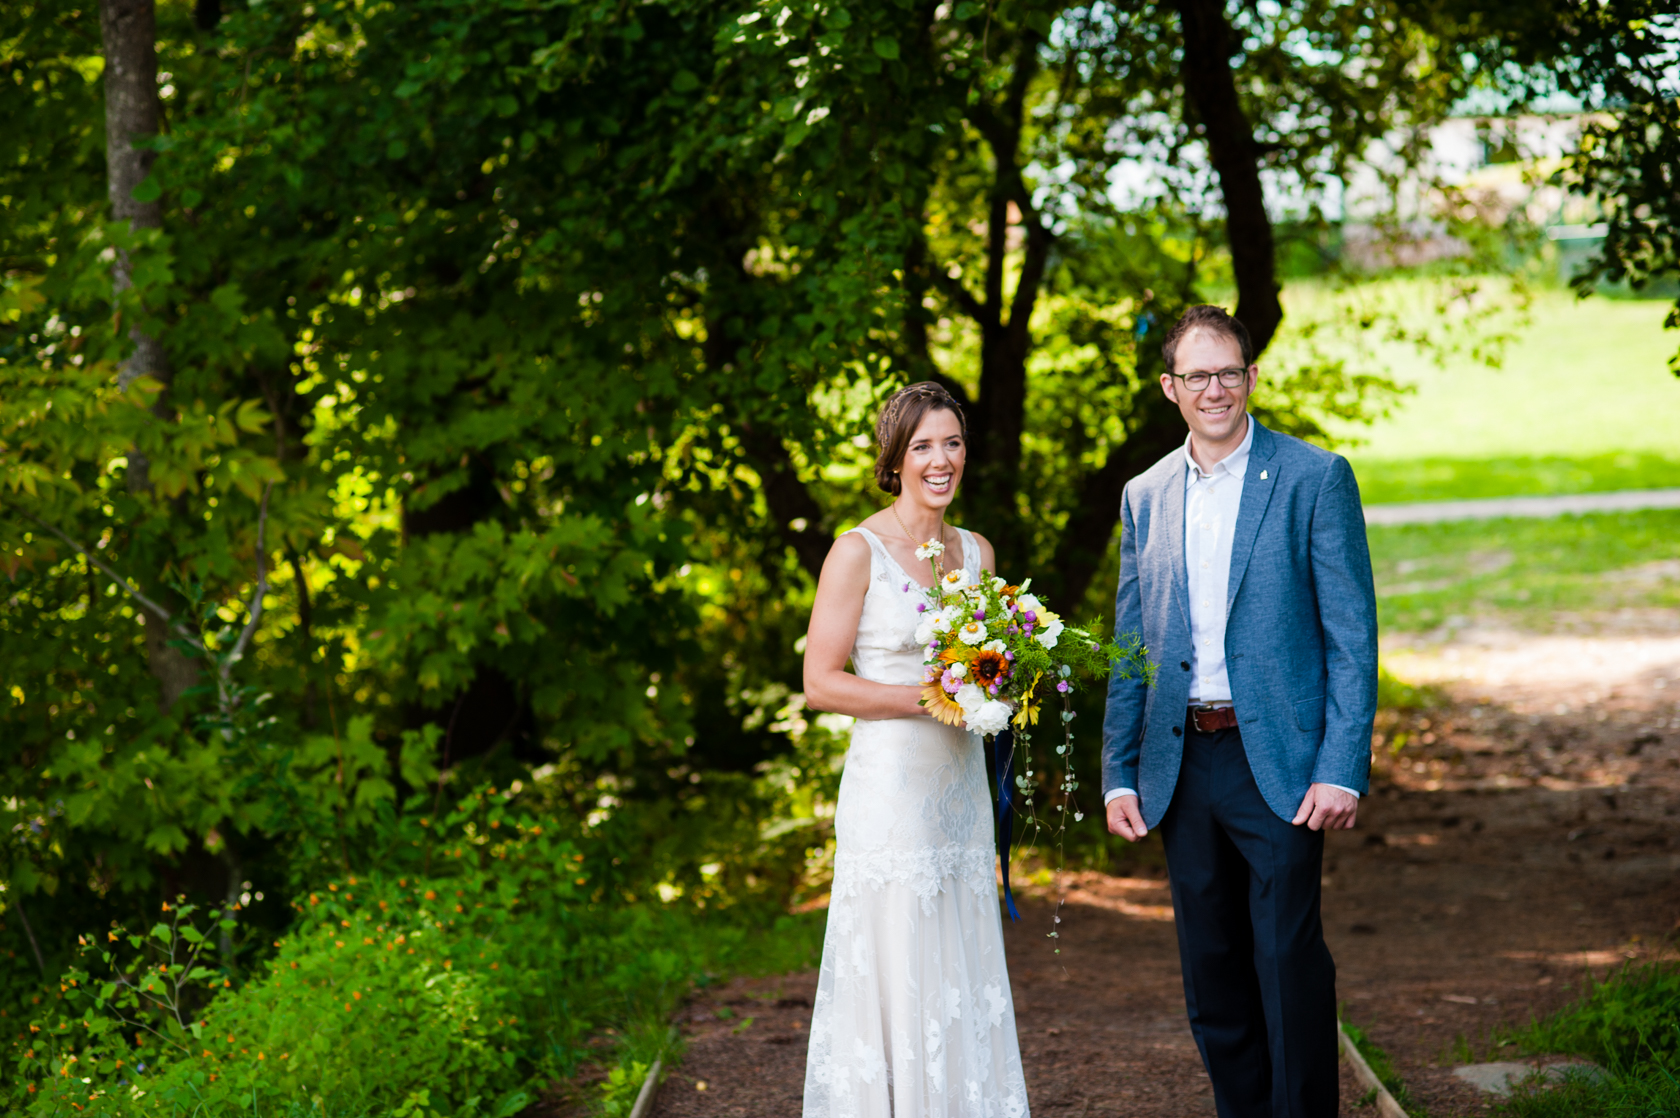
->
xmin=1106 ymin=416 xmax=1357 ymax=806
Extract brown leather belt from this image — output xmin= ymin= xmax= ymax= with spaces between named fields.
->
xmin=1187 ymin=705 xmax=1239 ymax=733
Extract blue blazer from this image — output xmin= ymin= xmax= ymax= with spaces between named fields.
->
xmin=1101 ymin=418 xmax=1378 ymax=827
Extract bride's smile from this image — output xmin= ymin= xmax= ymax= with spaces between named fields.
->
xmin=895 ymin=406 xmax=966 ymax=537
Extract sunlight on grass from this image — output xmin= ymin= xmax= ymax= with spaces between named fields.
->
xmin=1368 ymin=510 xmax=1680 ymax=633
xmin=1321 ymin=288 xmax=1679 ymax=462
xmin=1352 ymin=453 xmax=1680 ymax=505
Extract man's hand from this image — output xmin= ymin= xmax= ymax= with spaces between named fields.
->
xmin=1106 ymin=794 xmax=1148 ymax=841
xmin=1292 ymin=783 xmax=1358 ymax=831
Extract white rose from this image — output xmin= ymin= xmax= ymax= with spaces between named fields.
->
xmin=914 ymin=615 xmax=936 ymax=644
xmin=981 ymin=639 xmax=1008 ymax=654
xmin=954 ymin=682 xmax=986 ymax=718
xmin=1034 ymin=612 xmax=1065 ymax=649
xmin=956 ymin=619 xmax=988 ymax=646
xmin=968 ymin=700 xmax=1013 ymax=736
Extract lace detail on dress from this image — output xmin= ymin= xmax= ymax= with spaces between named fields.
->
xmin=804 ymin=526 xmax=1029 ymax=1118
xmin=831 ymin=845 xmax=999 ymax=912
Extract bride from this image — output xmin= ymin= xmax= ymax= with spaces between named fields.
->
xmin=801 ymin=382 xmax=1031 ymax=1118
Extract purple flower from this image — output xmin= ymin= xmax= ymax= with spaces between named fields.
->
xmin=1056 ymin=680 xmax=1071 ymax=693
xmin=1023 ymin=623 xmax=1034 ymax=634
xmin=917 ymin=602 xmax=927 ymax=612
xmin=1024 ymin=610 xmax=1037 ymax=623
xmin=974 ymin=608 xmax=986 ymax=620
xmin=989 ymin=684 xmax=999 ymax=696
xmin=1004 ymin=650 xmax=1014 ymax=661
xmin=903 ymin=581 xmax=911 ymax=592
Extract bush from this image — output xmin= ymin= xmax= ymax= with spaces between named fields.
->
xmin=4 ymin=781 xmax=829 ymax=1117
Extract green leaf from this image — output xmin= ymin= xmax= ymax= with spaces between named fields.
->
xmin=871 ymin=37 xmax=900 ymax=60
xmin=130 ymin=176 xmax=163 ymax=203
xmin=671 ymin=70 xmax=700 ymax=93
xmin=150 ymin=922 xmax=173 ymax=946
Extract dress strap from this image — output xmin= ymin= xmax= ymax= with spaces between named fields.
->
xmin=845 ymin=526 xmax=888 ymax=568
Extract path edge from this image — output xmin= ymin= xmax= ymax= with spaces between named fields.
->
xmin=628 ymin=1055 xmax=663 ymax=1118
xmin=1339 ymin=1021 xmax=1409 ymax=1118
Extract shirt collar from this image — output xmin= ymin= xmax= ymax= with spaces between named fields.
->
xmin=1183 ymin=413 xmax=1255 ymax=483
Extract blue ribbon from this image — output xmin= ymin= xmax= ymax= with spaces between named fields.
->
xmin=994 ymin=728 xmax=1020 ymax=922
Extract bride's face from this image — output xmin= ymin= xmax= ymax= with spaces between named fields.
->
xmin=898 ymin=407 xmax=965 ymax=510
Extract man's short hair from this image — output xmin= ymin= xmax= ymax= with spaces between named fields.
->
xmin=1161 ymin=304 xmax=1254 ymax=376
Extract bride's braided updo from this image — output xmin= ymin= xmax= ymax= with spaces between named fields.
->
xmin=874 ymin=381 xmax=967 ymax=496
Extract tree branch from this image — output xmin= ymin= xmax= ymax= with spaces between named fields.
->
xmin=17 ymin=510 xmax=200 ymax=648
xmin=1176 ymin=0 xmax=1283 ymax=354
xmin=932 ymin=268 xmax=991 ymax=327
xmin=222 ymin=482 xmax=272 ymax=681
xmin=736 ymin=425 xmax=832 ymax=581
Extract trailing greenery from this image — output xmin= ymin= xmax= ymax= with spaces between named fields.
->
xmin=1491 ymin=965 xmax=1680 ymax=1118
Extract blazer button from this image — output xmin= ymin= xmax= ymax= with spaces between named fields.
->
xmin=1172 ymin=726 xmax=1182 ymax=737
xmin=1180 ymin=661 xmax=1190 ymax=671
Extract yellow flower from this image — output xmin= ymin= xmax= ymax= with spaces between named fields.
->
xmin=920 ymin=681 xmax=968 ymax=727
xmin=1012 ymin=673 xmax=1045 ymax=728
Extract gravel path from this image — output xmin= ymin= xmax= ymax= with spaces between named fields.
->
xmin=1363 ymin=487 xmax=1680 ymax=526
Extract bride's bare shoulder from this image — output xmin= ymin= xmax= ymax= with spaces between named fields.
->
xmin=823 ymin=526 xmax=872 ymax=570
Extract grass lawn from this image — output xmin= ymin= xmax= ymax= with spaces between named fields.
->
xmin=1281 ymin=284 xmax=1680 ymax=503
xmin=1351 ymin=452 xmax=1680 ymax=505
xmin=1367 ymin=509 xmax=1680 ymax=634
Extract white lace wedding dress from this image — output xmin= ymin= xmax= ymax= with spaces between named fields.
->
xmin=803 ymin=526 xmax=1030 ymax=1118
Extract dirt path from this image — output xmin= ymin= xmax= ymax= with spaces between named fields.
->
xmin=653 ymin=632 xmax=1680 ymax=1117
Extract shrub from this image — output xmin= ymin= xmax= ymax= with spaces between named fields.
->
xmin=1493 ymin=964 xmax=1680 ymax=1118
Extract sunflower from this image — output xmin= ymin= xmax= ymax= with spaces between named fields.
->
xmin=920 ymin=681 xmax=968 ymax=727
xmin=969 ymin=648 xmax=1009 ymax=689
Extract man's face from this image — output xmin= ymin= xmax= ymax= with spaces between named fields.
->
xmin=1160 ymin=329 xmax=1257 ymax=447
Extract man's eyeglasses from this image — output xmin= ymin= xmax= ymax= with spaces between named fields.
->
xmin=1169 ymin=367 xmax=1249 ymax=392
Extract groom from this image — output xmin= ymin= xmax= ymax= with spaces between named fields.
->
xmin=1102 ymin=304 xmax=1377 ymax=1117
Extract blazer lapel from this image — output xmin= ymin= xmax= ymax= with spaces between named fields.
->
xmin=1225 ymin=419 xmax=1279 ymax=617
xmin=1162 ymin=456 xmax=1194 ymax=635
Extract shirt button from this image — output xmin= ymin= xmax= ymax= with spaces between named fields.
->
xmin=1201 ymin=562 xmax=1209 ymax=569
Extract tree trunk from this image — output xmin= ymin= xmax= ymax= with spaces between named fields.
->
xmin=100 ymin=0 xmax=199 ymax=707
xmin=101 ymin=0 xmax=168 ymax=393
xmin=1176 ymin=0 xmax=1283 ymax=354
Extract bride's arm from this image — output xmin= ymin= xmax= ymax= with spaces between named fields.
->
xmin=803 ymin=533 xmax=929 ymax=720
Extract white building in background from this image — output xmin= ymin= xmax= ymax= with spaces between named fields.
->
xmin=1340 ymin=112 xmax=1605 ymax=276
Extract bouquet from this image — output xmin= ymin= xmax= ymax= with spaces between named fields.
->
xmin=908 ymin=535 xmax=1151 ymax=933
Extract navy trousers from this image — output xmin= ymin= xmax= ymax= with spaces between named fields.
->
xmin=1159 ymin=724 xmax=1339 ymax=1118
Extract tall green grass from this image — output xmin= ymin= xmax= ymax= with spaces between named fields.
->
xmin=1492 ymin=965 xmax=1680 ymax=1118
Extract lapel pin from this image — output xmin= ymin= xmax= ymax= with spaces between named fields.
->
xmin=1260 ymin=470 xmax=1268 ymax=480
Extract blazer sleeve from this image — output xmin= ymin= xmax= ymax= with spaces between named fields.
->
xmin=1307 ymin=455 xmax=1378 ymax=792
xmin=1102 ymin=482 xmax=1148 ymax=796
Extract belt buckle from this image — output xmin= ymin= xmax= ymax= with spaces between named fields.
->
xmin=1190 ymin=705 xmax=1225 ymax=733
